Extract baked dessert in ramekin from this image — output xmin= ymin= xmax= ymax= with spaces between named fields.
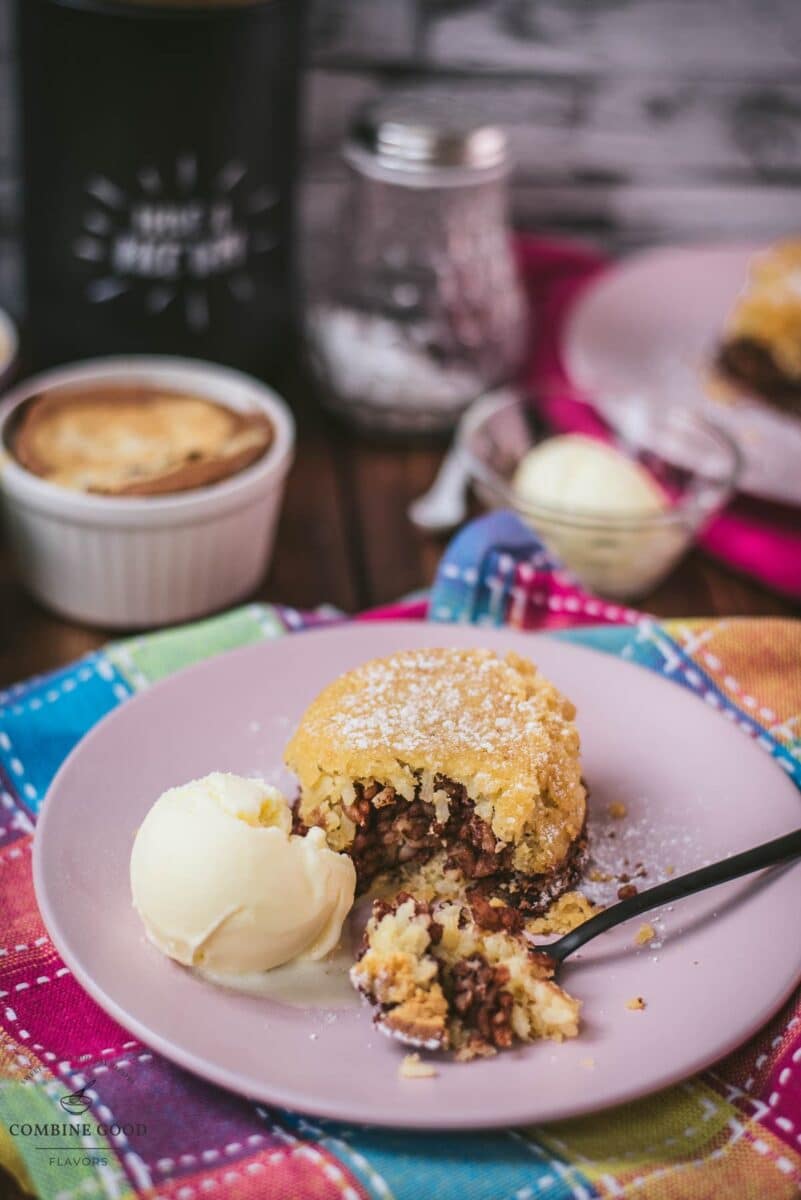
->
xmin=12 ymin=384 xmax=274 ymax=496
xmin=0 ymin=357 xmax=294 ymax=627
xmin=285 ymin=647 xmax=587 ymax=916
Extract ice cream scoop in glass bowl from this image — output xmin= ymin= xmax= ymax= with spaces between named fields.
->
xmin=456 ymin=393 xmax=742 ymax=599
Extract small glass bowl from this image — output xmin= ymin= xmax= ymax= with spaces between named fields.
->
xmin=457 ymin=393 xmax=742 ymax=600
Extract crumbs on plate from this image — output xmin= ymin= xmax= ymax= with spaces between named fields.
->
xmin=608 ymin=802 xmax=627 ymax=819
xmin=399 ymin=1053 xmax=438 ymax=1080
xmin=526 ymin=891 xmax=598 ymax=936
xmin=634 ymin=922 xmax=656 ymax=946
xmin=626 ymin=996 xmax=646 ymax=1011
xmin=588 ymin=868 xmax=614 ymax=883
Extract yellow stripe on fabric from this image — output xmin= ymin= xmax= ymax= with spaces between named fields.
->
xmin=534 ymin=1079 xmax=738 ymax=1171
xmin=664 ymin=617 xmax=801 ymax=750
xmin=606 ymin=1127 xmax=801 ymax=1200
xmin=0 ymin=1032 xmax=44 ymax=1087
xmin=0 ymin=1118 xmax=34 ymax=1197
xmin=532 ymin=1077 xmax=801 ymax=1198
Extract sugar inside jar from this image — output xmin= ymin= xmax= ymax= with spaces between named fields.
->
xmin=305 ymin=93 xmax=527 ymax=435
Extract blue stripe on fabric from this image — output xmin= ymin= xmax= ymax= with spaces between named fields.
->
xmin=430 ymin=511 xmax=551 ymax=626
xmin=0 ymin=653 xmax=132 ymax=814
xmin=283 ymin=1114 xmax=597 ymax=1200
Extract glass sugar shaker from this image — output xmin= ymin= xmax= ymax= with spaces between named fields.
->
xmin=306 ymin=94 xmax=528 ymax=435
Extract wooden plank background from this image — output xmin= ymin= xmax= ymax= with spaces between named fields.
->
xmin=0 ymin=0 xmax=799 ymax=319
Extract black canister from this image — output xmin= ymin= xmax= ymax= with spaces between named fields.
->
xmin=16 ymin=0 xmax=305 ymax=378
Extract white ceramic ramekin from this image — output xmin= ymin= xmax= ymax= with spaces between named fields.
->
xmin=0 ymin=356 xmax=295 ymax=628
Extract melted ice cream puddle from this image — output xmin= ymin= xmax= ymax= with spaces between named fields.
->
xmin=196 ymin=938 xmax=359 ymax=1010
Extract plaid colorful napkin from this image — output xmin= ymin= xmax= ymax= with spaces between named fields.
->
xmin=1 ymin=511 xmax=800 ymax=1200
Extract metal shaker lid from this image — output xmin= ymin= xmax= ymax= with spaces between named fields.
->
xmin=347 ymin=92 xmax=509 ymax=173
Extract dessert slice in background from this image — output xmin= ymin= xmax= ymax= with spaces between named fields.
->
xmin=716 ymin=240 xmax=801 ymax=416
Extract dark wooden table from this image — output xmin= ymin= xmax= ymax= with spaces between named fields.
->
xmin=1 ymin=394 xmax=798 ymax=688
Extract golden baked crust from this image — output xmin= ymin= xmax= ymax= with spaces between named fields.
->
xmin=12 ymin=385 xmax=273 ymax=496
xmin=351 ymin=895 xmax=580 ymax=1058
xmin=285 ymin=647 xmax=586 ymax=878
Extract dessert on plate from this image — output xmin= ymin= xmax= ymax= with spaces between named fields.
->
xmin=715 ymin=239 xmax=801 ymax=415
xmin=285 ymin=647 xmax=588 ymax=915
xmin=133 ymin=649 xmax=591 ymax=1063
xmin=351 ymin=893 xmax=580 ymax=1060
xmin=11 ymin=383 xmax=274 ymax=495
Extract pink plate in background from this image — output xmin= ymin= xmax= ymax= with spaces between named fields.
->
xmin=34 ymin=622 xmax=801 ymax=1129
xmin=563 ymin=243 xmax=801 ymax=507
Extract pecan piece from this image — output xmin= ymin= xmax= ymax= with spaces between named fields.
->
xmin=449 ymin=955 xmax=515 ymax=1051
xmin=467 ymin=887 xmax=524 ymax=935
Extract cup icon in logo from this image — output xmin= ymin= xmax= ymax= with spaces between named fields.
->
xmin=59 ymin=1082 xmax=94 ymax=1116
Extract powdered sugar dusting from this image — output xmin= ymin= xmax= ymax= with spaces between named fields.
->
xmin=328 ymin=648 xmax=562 ymax=760
xmin=581 ymin=795 xmax=740 ymax=954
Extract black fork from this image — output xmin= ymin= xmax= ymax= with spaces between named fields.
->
xmin=540 ymin=827 xmax=801 ymax=965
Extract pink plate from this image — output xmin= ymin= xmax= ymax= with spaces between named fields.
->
xmin=563 ymin=243 xmax=801 ymax=507
xmin=33 ymin=622 xmax=801 ymax=1129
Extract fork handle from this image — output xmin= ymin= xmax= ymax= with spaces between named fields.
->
xmin=544 ymin=826 xmax=801 ymax=964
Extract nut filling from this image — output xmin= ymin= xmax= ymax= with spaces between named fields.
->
xmin=718 ymin=336 xmax=801 ymax=413
xmin=351 ymin=894 xmax=581 ymax=1059
xmin=299 ymin=774 xmax=587 ymax=917
xmin=449 ymin=956 xmax=516 ymax=1052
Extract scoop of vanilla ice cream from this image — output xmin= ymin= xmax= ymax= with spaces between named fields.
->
xmin=130 ymin=772 xmax=356 ymax=973
xmin=511 ymin=435 xmax=681 ymax=598
xmin=513 ymin=435 xmax=666 ymax=516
